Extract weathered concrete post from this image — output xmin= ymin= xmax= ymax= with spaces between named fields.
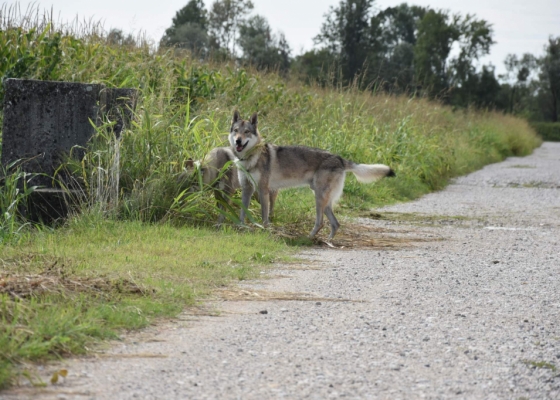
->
xmin=2 ymin=79 xmax=104 ymax=188
xmin=0 ymin=78 xmax=137 ymax=221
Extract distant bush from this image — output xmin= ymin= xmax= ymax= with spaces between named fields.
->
xmin=531 ymin=122 xmax=560 ymax=142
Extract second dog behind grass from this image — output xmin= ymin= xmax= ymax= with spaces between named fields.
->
xmin=183 ymin=147 xmax=278 ymax=224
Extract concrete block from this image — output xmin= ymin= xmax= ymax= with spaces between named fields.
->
xmin=1 ymin=79 xmax=103 ymax=188
xmin=0 ymin=78 xmax=138 ymax=221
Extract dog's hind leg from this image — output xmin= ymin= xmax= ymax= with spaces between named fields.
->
xmin=324 ymin=172 xmax=345 ymax=239
xmin=269 ymin=190 xmax=278 ymax=221
xmin=309 ymin=192 xmax=327 ymax=238
xmin=324 ymin=206 xmax=340 ymax=240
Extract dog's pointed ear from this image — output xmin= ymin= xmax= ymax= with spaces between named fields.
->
xmin=185 ymin=158 xmax=194 ymax=169
xmin=250 ymin=112 xmax=258 ymax=127
xmin=232 ymin=110 xmax=240 ymax=124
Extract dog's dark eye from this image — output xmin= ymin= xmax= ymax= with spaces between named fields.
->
xmin=234 ymin=128 xmax=238 ymax=132
xmin=244 ymin=130 xmax=250 ymax=134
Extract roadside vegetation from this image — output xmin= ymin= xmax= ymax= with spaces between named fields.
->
xmin=531 ymin=122 xmax=560 ymax=141
xmin=0 ymin=4 xmax=541 ymax=388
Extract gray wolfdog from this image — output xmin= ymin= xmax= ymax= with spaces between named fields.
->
xmin=183 ymin=147 xmax=278 ymax=223
xmin=229 ymin=110 xmax=395 ymax=239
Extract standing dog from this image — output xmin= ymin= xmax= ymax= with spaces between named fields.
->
xmin=229 ymin=110 xmax=395 ymax=239
xmin=183 ymin=147 xmax=278 ymax=223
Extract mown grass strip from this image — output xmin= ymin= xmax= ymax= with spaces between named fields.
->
xmin=0 ymin=215 xmax=292 ymax=388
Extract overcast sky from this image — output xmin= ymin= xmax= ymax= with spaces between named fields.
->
xmin=10 ymin=0 xmax=560 ymax=74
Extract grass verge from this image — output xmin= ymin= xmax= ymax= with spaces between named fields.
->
xmin=0 ymin=213 xmax=291 ymax=388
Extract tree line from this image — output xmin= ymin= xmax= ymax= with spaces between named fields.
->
xmin=149 ymin=0 xmax=559 ymax=122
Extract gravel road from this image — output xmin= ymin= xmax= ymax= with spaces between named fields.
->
xmin=5 ymin=142 xmax=560 ymax=399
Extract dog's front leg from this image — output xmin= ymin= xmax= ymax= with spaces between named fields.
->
xmin=259 ymin=185 xmax=270 ymax=227
xmin=239 ymin=176 xmax=254 ymax=224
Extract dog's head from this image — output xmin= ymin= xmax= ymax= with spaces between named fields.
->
xmin=229 ymin=110 xmax=260 ymax=157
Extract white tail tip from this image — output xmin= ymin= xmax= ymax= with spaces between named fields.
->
xmin=351 ymin=164 xmax=393 ymax=183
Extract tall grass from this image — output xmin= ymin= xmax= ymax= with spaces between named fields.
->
xmin=531 ymin=122 xmax=560 ymax=142
xmin=0 ymin=162 xmax=38 ymax=244
xmin=0 ymin=6 xmax=541 ymax=227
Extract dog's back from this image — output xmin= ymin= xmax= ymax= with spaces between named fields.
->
xmin=268 ymin=145 xmax=347 ymax=189
xmin=265 ymin=144 xmax=392 ymax=190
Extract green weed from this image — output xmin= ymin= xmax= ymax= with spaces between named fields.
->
xmin=522 ymin=360 xmax=557 ymax=371
xmin=0 ymin=162 xmax=38 ymax=244
xmin=509 ymin=164 xmax=536 ymax=169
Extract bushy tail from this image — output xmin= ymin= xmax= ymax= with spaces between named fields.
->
xmin=346 ymin=162 xmax=395 ymax=184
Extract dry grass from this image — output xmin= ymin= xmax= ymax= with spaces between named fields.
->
xmin=280 ymin=264 xmax=323 ymax=271
xmin=0 ymin=273 xmax=148 ymax=300
xmin=272 ymin=221 xmax=437 ymax=250
xmin=215 ymin=288 xmax=357 ymax=303
xmin=0 ymin=255 xmax=151 ymax=300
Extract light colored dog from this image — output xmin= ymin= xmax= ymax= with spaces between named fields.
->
xmin=229 ymin=110 xmax=395 ymax=239
xmin=183 ymin=147 xmax=278 ymax=223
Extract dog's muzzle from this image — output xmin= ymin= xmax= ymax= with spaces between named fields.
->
xmin=235 ymin=138 xmax=248 ymax=153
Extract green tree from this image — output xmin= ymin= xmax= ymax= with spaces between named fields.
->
xmin=376 ymin=4 xmax=426 ymax=48
xmin=449 ymin=15 xmax=494 ymax=87
xmin=414 ymin=10 xmax=494 ymax=102
xmin=413 ymin=10 xmax=458 ymax=97
xmin=453 ymin=66 xmax=501 ymax=109
xmin=160 ymin=0 xmax=209 ymax=52
xmin=208 ymin=0 xmax=254 ymax=55
xmin=373 ymin=4 xmax=427 ymax=91
xmin=474 ymin=66 xmax=502 ymax=108
xmin=107 ymin=29 xmax=137 ymax=47
xmin=308 ymin=1 xmax=497 ymax=107
xmin=315 ymin=0 xmax=374 ymax=84
xmin=237 ymin=15 xmax=291 ymax=73
xmin=539 ymin=37 xmax=560 ymax=121
xmin=291 ymin=49 xmax=339 ymax=85
xmin=500 ymin=53 xmax=537 ymax=114
xmin=173 ymin=0 xmax=207 ymax=29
